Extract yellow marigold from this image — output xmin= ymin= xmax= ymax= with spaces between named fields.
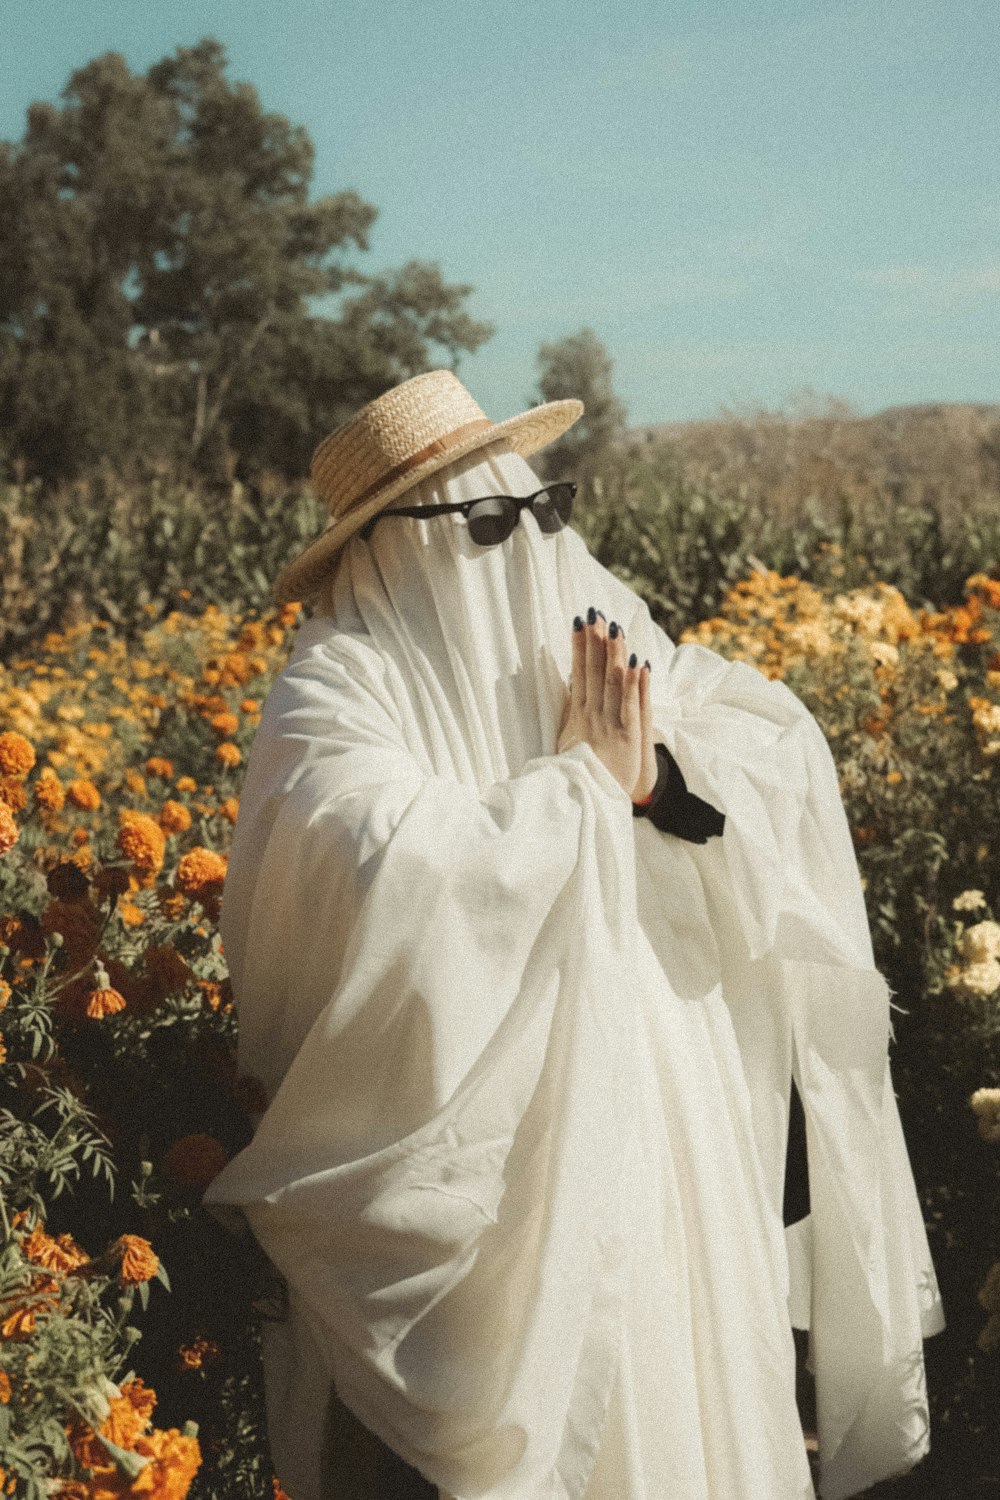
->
xmin=67 ymin=777 xmax=101 ymax=810
xmin=176 ymin=847 xmax=228 ymax=896
xmin=159 ymin=799 xmax=192 ymax=835
xmin=34 ymin=767 xmax=66 ymax=812
xmin=145 ymin=756 xmax=175 ymax=779
xmin=215 ymin=741 xmax=241 ymax=768
xmin=162 ymin=1132 xmax=229 ymax=1192
xmin=85 ymin=985 xmax=127 ymax=1020
xmin=0 ymin=732 xmax=35 ymax=778
xmin=0 ymin=803 xmax=18 ymax=856
xmin=116 ymin=1234 xmax=159 ymax=1284
xmin=209 ymin=710 xmax=239 ymax=737
xmin=175 ymin=775 xmax=197 ymax=794
xmin=124 ymin=768 xmax=147 ymax=797
xmin=117 ymin=811 xmax=167 ymax=872
xmin=219 ymin=796 xmax=240 ymax=823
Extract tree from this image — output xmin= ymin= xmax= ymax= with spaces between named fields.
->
xmin=530 ymin=328 xmax=628 ymax=502
xmin=0 ymin=39 xmax=494 ymax=484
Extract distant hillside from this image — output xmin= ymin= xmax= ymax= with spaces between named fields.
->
xmin=625 ymin=401 xmax=1000 ymax=517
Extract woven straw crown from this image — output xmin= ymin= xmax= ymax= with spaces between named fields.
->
xmin=272 ymin=369 xmax=584 ymax=605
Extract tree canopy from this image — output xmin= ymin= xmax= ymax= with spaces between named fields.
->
xmin=531 ymin=327 xmax=628 ymax=500
xmin=0 ymin=38 xmax=495 ymax=484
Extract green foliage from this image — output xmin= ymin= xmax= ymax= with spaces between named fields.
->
xmin=0 ymin=38 xmax=494 ymax=486
xmin=532 ymin=326 xmax=629 ymax=505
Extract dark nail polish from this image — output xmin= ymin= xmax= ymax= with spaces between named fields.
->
xmin=609 ymin=621 xmax=619 ymax=639
xmin=573 ymin=615 xmax=583 ymax=631
xmin=644 ymin=659 xmax=651 ymax=671
xmin=586 ymin=606 xmax=596 ymax=625
xmin=596 ymin=610 xmax=606 ymax=621
xmin=629 ymin=651 xmax=638 ymax=668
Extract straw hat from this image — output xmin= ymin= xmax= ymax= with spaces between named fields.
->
xmin=272 ymin=369 xmax=584 ymax=604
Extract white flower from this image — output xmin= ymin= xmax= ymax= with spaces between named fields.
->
xmin=936 ymin=668 xmax=959 ymax=693
xmin=953 ymin=889 xmax=988 ymax=913
xmin=970 ymin=1088 xmax=1000 ymax=1144
xmin=952 ymin=957 xmax=1000 ymax=998
xmin=960 ymin=921 xmax=1000 ymax=965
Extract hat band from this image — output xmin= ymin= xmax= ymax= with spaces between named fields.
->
xmin=344 ymin=418 xmax=494 ymax=513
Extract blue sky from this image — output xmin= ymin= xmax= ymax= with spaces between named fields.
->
xmin=2 ymin=0 xmax=998 ymax=425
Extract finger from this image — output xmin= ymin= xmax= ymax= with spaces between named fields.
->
xmin=620 ymin=654 xmax=640 ymax=740
xmin=570 ymin=616 xmax=586 ymax=711
xmin=604 ymin=621 xmax=628 ymax=724
xmin=638 ymin=656 xmax=652 ymax=747
xmin=585 ymin=617 xmax=606 ymax=713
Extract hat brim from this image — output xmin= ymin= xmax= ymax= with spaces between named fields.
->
xmin=272 ymin=397 xmax=584 ymax=605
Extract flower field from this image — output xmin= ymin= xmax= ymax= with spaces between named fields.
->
xmin=1 ymin=569 xmax=999 ymax=1496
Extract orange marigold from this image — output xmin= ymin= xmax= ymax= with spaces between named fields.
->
xmin=119 ymin=899 xmax=148 ymax=927
xmin=145 ymin=944 xmax=192 ymax=998
xmin=117 ymin=811 xmax=167 ymax=872
xmin=209 ymin=710 xmax=239 ymax=737
xmin=159 ymin=799 xmax=193 ymax=835
xmin=219 ymin=796 xmax=240 ymax=823
xmin=176 ymin=847 xmax=228 ymax=896
xmin=124 ymin=768 xmax=147 ymax=797
xmin=86 ymin=986 xmax=127 ymax=1019
xmin=0 ymin=776 xmax=28 ymax=812
xmin=116 ymin=1234 xmax=159 ymax=1284
xmin=128 ymin=1426 xmax=202 ymax=1498
xmin=67 ymin=777 xmax=101 ymax=810
xmin=0 ymin=803 xmax=18 ymax=856
xmin=0 ymin=1371 xmax=10 ymax=1403
xmin=34 ymin=767 xmax=66 ymax=811
xmin=22 ymin=1222 xmax=90 ymax=1274
xmin=240 ymin=698 xmax=260 ymax=713
xmin=146 ymin=756 xmax=175 ymax=779
xmin=161 ymin=1133 xmax=229 ymax=1192
xmin=176 ymin=1332 xmax=223 ymax=1372
xmin=0 ymin=731 xmax=35 ymax=777
xmin=175 ymin=775 xmax=198 ymax=794
xmin=215 ymin=741 xmax=241 ymax=768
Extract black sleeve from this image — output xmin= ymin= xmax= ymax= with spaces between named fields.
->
xmin=632 ymin=742 xmax=725 ymax=844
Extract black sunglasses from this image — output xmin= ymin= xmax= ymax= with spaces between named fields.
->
xmin=359 ymin=482 xmax=577 ymax=547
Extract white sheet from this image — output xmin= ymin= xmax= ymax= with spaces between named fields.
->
xmin=202 ymin=441 xmax=944 ymax=1500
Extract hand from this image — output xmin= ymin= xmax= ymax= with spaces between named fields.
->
xmin=557 ymin=611 xmax=649 ymax=797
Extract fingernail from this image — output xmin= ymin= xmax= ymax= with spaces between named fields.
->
xmin=629 ymin=651 xmax=637 ymax=668
xmin=596 ymin=610 xmax=606 ymax=621
xmin=609 ymin=621 xmax=619 ymax=639
xmin=573 ymin=615 xmax=583 ymax=631
xmin=644 ymin=659 xmax=651 ymax=671
xmin=586 ymin=606 xmax=596 ymax=625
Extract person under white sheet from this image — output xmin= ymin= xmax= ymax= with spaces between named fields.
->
xmin=202 ymin=417 xmax=944 ymax=1500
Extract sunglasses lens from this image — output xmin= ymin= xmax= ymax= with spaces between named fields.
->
xmin=534 ymin=484 xmax=574 ymax=533
xmin=467 ymin=496 xmax=517 ymax=546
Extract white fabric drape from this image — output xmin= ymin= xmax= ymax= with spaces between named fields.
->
xmin=202 ymin=440 xmax=944 ymax=1500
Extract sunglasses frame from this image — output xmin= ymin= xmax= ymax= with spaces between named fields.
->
xmin=359 ymin=482 xmax=577 ymax=545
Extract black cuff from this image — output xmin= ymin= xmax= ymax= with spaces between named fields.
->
xmin=633 ymin=742 xmax=725 ymax=843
